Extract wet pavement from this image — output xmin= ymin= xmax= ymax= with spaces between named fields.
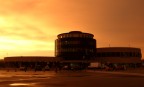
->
xmin=0 ymin=70 xmax=144 ymax=87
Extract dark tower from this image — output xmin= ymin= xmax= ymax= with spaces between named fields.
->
xmin=55 ymin=31 xmax=96 ymax=60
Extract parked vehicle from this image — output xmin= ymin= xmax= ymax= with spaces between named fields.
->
xmin=44 ymin=65 xmax=50 ymax=71
xmin=19 ymin=66 xmax=26 ymax=71
xmin=35 ymin=65 xmax=43 ymax=71
xmin=88 ymin=62 xmax=101 ymax=70
xmin=63 ymin=65 xmax=69 ymax=70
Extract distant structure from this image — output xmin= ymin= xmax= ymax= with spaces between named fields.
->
xmin=96 ymin=47 xmax=142 ymax=63
xmin=55 ymin=31 xmax=96 ymax=60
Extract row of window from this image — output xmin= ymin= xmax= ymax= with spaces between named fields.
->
xmin=56 ymin=48 xmax=95 ymax=53
xmin=58 ymin=33 xmax=93 ymax=39
xmin=96 ymin=52 xmax=141 ymax=57
xmin=60 ymin=41 xmax=81 ymax=45
xmin=56 ymin=41 xmax=95 ymax=46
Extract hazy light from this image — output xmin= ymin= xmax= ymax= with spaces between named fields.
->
xmin=0 ymin=36 xmax=54 ymax=51
xmin=0 ymin=17 xmax=7 ymax=26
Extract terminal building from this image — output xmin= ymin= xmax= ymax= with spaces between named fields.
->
xmin=3 ymin=31 xmax=142 ymax=69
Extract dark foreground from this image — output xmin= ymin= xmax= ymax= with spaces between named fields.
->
xmin=0 ymin=70 xmax=144 ymax=87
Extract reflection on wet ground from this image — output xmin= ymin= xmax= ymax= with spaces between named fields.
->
xmin=0 ymin=70 xmax=144 ymax=87
xmin=10 ymin=83 xmax=36 ymax=86
xmin=0 ymin=71 xmax=56 ymax=87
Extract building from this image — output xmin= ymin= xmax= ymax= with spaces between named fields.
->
xmin=3 ymin=31 xmax=143 ymax=69
xmin=4 ymin=56 xmax=62 ymax=62
xmin=55 ymin=31 xmax=96 ymax=60
xmin=96 ymin=47 xmax=142 ymax=65
xmin=4 ymin=56 xmax=62 ymax=68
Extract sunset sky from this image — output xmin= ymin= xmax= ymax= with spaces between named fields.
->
xmin=0 ymin=0 xmax=144 ymax=59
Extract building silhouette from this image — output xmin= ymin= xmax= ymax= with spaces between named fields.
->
xmin=55 ymin=31 xmax=96 ymax=60
xmin=3 ymin=31 xmax=142 ymax=69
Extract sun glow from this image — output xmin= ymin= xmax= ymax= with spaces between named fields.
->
xmin=0 ymin=13 xmax=55 ymax=58
xmin=0 ymin=36 xmax=54 ymax=51
xmin=0 ymin=17 xmax=7 ymax=26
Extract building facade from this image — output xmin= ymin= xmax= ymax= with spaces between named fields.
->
xmin=55 ymin=31 xmax=96 ymax=60
xmin=96 ymin=47 xmax=142 ymax=63
xmin=4 ymin=56 xmax=62 ymax=69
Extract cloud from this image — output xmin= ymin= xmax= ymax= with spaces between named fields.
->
xmin=0 ymin=0 xmax=144 ymax=58
xmin=0 ymin=0 xmax=40 ymax=13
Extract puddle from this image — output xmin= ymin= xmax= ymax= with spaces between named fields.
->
xmin=9 ymin=83 xmax=36 ymax=86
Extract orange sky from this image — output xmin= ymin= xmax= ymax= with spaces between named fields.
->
xmin=0 ymin=0 xmax=144 ymax=59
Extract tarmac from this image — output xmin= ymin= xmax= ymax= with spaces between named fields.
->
xmin=0 ymin=68 xmax=144 ymax=87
